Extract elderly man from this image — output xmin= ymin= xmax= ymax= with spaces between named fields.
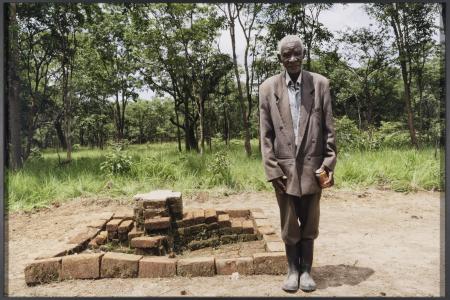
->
xmin=259 ymin=35 xmax=337 ymax=292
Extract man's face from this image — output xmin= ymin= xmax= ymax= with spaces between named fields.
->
xmin=278 ymin=40 xmax=304 ymax=75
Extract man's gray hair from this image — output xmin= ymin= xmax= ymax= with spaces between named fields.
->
xmin=278 ymin=35 xmax=304 ymax=54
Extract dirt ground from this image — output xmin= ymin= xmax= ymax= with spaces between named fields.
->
xmin=5 ymin=187 xmax=443 ymax=297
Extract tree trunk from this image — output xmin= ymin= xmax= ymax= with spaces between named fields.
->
xmin=228 ymin=4 xmax=251 ymax=157
xmin=7 ymin=3 xmax=23 ymax=170
xmin=61 ymin=49 xmax=72 ymax=161
xmin=198 ymin=94 xmax=205 ymax=155
xmin=174 ymin=103 xmax=182 ymax=152
xmin=54 ymin=113 xmax=67 ymax=150
xmin=389 ymin=5 xmax=418 ymax=148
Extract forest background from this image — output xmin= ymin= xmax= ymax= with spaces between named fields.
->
xmin=5 ymin=2 xmax=444 ymax=211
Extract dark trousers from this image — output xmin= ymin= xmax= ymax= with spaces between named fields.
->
xmin=275 ymin=190 xmax=321 ymax=245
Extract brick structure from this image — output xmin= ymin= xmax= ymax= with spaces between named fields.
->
xmin=24 ymin=190 xmax=293 ymax=285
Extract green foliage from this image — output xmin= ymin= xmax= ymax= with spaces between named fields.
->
xmin=29 ymin=147 xmax=43 ymax=160
xmin=6 ymin=140 xmax=441 ymax=212
xmin=336 ymin=117 xmax=412 ymax=151
xmin=207 ymin=150 xmax=235 ymax=187
xmin=373 ymin=121 xmax=410 ymax=148
xmin=100 ymin=142 xmax=133 ymax=175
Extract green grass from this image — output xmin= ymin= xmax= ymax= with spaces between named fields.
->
xmin=5 ymin=140 xmax=443 ymax=212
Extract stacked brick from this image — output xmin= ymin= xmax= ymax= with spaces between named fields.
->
xmin=133 ymin=190 xmax=182 ymax=231
xmin=24 ymin=251 xmax=287 ymax=285
xmin=172 ymin=208 xmax=258 ymax=253
xmin=131 ymin=190 xmax=182 ymax=255
xmin=24 ymin=188 xmax=294 ymax=286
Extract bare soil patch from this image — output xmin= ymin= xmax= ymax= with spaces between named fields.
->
xmin=5 ymin=187 xmax=442 ymax=297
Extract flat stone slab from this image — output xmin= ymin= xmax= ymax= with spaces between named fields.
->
xmin=177 ymin=256 xmax=215 ymax=277
xmin=139 ymin=256 xmax=177 ymax=278
xmin=134 ymin=190 xmax=180 ymax=209
xmin=100 ymin=252 xmax=142 ymax=278
xmin=24 ymin=257 xmax=62 ymax=285
xmin=61 ymin=253 xmax=104 ymax=280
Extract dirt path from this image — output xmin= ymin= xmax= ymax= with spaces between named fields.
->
xmin=5 ymin=188 xmax=443 ymax=297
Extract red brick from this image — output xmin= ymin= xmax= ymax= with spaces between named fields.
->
xmin=192 ymin=209 xmax=205 ymax=224
xmin=107 ymin=231 xmax=118 ymax=240
xmin=139 ymin=256 xmax=177 ymax=278
xmin=204 ymin=209 xmax=218 ymax=224
xmin=215 ymin=257 xmax=254 ymax=275
xmin=88 ymin=239 xmax=99 ymax=249
xmin=144 ymin=217 xmax=171 ymax=231
xmin=61 ymin=253 xmax=103 ymax=279
xmin=106 ymin=219 xmax=122 ymax=232
xmin=118 ymin=220 xmax=134 ymax=233
xmin=143 ymin=208 xmax=168 ymax=219
xmin=242 ymin=220 xmax=255 ymax=234
xmin=182 ymin=211 xmax=195 ymax=227
xmin=100 ymin=252 xmax=142 ymax=278
xmin=218 ymin=214 xmax=231 ymax=228
xmin=128 ymin=227 xmax=144 ymax=240
xmin=95 ymin=231 xmax=108 ymax=245
xmin=253 ymin=252 xmax=286 ymax=275
xmin=130 ymin=236 xmax=166 ymax=249
xmin=24 ymin=257 xmax=61 ymax=285
xmin=224 ymin=209 xmax=250 ymax=218
xmin=230 ymin=219 xmax=243 ymax=234
xmin=177 ymin=257 xmax=215 ymax=277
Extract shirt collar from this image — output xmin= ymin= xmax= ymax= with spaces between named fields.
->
xmin=285 ymin=70 xmax=302 ymax=87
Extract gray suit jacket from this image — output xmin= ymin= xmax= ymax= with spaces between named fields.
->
xmin=259 ymin=70 xmax=337 ymax=197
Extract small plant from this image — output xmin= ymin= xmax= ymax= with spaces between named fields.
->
xmin=100 ymin=143 xmax=133 ymax=176
xmin=208 ymin=150 xmax=235 ymax=187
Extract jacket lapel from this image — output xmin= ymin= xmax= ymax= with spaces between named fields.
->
xmin=296 ymin=70 xmax=315 ymax=157
xmin=274 ymin=72 xmax=295 ymax=142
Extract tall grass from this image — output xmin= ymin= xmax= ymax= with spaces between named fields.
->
xmin=6 ymin=140 xmax=442 ymax=212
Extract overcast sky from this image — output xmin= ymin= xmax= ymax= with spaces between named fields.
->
xmin=138 ymin=3 xmax=440 ymax=100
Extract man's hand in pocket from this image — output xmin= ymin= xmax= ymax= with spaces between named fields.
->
xmin=271 ymin=175 xmax=287 ymax=193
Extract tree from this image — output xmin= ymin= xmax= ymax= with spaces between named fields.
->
xmin=366 ymin=3 xmax=439 ymax=148
xmin=337 ymin=26 xmax=392 ymax=128
xmin=219 ymin=3 xmax=252 ymax=156
xmin=7 ymin=3 xmax=23 ymax=170
xmin=132 ymin=3 xmax=227 ymax=152
xmin=87 ymin=4 xmax=141 ymax=141
xmin=262 ymin=3 xmax=332 ymax=71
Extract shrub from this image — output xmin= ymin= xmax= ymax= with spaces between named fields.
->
xmin=208 ymin=150 xmax=235 ymax=187
xmin=100 ymin=146 xmax=133 ymax=175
